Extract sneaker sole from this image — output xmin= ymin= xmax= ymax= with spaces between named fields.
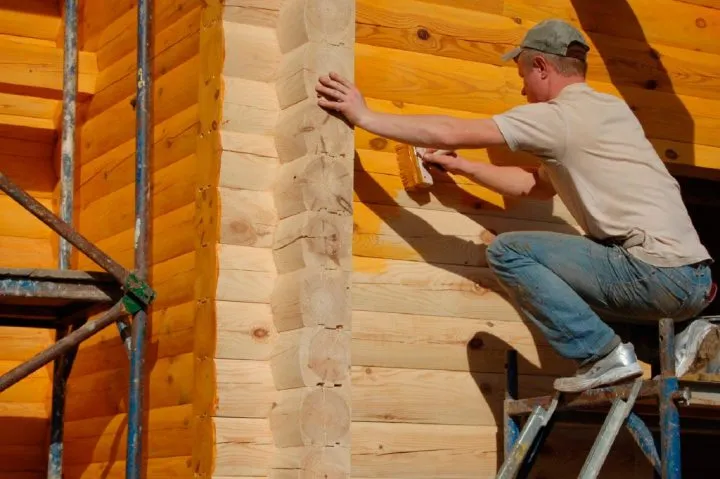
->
xmin=553 ymin=364 xmax=643 ymax=393
xmin=678 ymin=326 xmax=720 ymax=377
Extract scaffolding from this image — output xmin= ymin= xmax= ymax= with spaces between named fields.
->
xmin=0 ymin=1 xmax=155 ymax=478
xmin=502 ymin=316 xmax=720 ymax=478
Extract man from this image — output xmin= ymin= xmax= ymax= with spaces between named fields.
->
xmin=315 ymin=19 xmax=718 ymax=392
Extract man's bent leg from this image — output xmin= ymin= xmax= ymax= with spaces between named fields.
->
xmin=485 ymin=231 xmax=620 ymax=363
xmin=486 ymin=231 xmax=644 ymax=392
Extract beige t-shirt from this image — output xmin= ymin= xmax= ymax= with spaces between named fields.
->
xmin=492 ymin=82 xmax=711 ymax=268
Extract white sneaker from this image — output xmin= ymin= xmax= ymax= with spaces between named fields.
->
xmin=554 ymin=343 xmax=643 ymax=393
xmin=675 ymin=319 xmax=720 ymax=378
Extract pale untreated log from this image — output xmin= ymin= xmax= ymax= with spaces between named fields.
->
xmin=271 ymin=326 xmax=351 ymax=389
xmin=269 ymin=385 xmax=351 ymax=447
xmin=276 ymin=0 xmax=356 ymax=53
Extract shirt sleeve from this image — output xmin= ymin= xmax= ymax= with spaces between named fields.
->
xmin=491 ymin=102 xmax=567 ymax=162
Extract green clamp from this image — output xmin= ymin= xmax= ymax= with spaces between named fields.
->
xmin=122 ymin=272 xmax=157 ymax=315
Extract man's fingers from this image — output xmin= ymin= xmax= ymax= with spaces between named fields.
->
xmin=319 ymin=75 xmax=349 ymax=94
xmin=315 ymin=84 xmax=345 ymax=100
xmin=329 ymin=71 xmax=353 ymax=89
xmin=318 ymin=97 xmax=343 ymax=111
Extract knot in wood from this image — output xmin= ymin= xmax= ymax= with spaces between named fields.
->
xmin=645 ymin=79 xmax=658 ymax=90
xmin=665 ymin=149 xmax=679 ymax=160
xmin=252 ymin=327 xmax=269 ymax=340
xmin=696 ymin=18 xmax=707 ymax=28
xmin=417 ymin=28 xmax=430 ymax=40
xmin=369 ymin=137 xmax=388 ymax=150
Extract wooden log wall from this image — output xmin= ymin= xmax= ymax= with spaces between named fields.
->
xmin=350 ymin=0 xmax=720 ymax=477
xmin=60 ymin=1 xmax=214 ymax=477
xmin=0 ymin=1 xmax=81 ymax=476
xmin=213 ymin=0 xmax=355 ymax=477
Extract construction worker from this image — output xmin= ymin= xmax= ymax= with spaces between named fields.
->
xmin=315 ymin=18 xmax=718 ymax=392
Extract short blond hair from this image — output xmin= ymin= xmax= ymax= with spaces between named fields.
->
xmin=519 ymin=48 xmax=587 ymax=77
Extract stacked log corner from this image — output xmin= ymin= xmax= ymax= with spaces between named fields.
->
xmin=270 ymin=0 xmax=355 ymax=476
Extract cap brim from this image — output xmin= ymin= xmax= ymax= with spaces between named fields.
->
xmin=501 ymin=47 xmax=522 ymax=62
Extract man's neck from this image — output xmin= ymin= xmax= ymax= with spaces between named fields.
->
xmin=549 ymin=77 xmax=587 ymax=99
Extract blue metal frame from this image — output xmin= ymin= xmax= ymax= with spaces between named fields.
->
xmin=127 ymin=0 xmax=152 ymax=476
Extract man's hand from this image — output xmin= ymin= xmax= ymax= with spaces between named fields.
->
xmin=421 ymin=149 xmax=469 ymax=175
xmin=316 ymin=72 xmax=370 ymax=126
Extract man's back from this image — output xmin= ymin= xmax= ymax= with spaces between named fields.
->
xmin=493 ymin=82 xmax=711 ymax=267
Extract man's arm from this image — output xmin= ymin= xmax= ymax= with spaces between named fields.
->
xmin=426 ymin=151 xmax=556 ymax=199
xmin=315 ymin=72 xmax=505 ymax=150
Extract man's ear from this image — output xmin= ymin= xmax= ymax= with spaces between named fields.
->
xmin=533 ymin=55 xmax=550 ymax=78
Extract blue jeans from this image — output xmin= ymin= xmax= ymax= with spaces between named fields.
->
xmin=486 ymin=231 xmax=713 ymax=365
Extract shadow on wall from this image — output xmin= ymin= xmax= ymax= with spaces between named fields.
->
xmin=0 ymin=416 xmax=51 ymax=477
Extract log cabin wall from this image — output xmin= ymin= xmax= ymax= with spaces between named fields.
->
xmin=57 ymin=0 xmax=216 ymax=477
xmin=213 ymin=0 xmax=355 ymax=477
xmin=0 ymin=1 xmax=91 ymax=476
xmin=351 ymin=0 xmax=719 ymax=477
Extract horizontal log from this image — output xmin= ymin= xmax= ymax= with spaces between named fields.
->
xmin=219 ymin=188 xmax=277 ymax=247
xmin=94 ymin=0 xmax=202 ymax=70
xmin=213 ymin=417 xmax=274 ymax=477
xmin=352 ymin=256 xmax=517 ymax=321
xmin=224 ymin=0 xmax=281 ymax=28
xmin=352 ymin=366 xmax=552 ymax=426
xmin=271 ymin=326 xmax=351 ymax=389
xmin=223 ymin=21 xmax=281 ymax=82
xmin=216 ymin=245 xmax=275 ymax=304
xmin=0 ymin=93 xmax=58 ymax=129
xmin=64 ymin=405 xmax=192 ymax=465
xmin=503 ymin=0 xmax=720 ymax=56
xmin=0 ymin=152 xmax=55 ymax=197
xmin=79 ymin=105 xmax=198 ymax=206
xmin=220 ymin=150 xmax=278 ymax=192
xmin=65 ymin=352 xmax=194 ymax=422
xmin=222 ymin=77 xmax=279 ymax=137
xmin=221 ymin=130 xmax=278 ymax=158
xmin=355 ymin=43 xmax=720 ymax=151
xmin=0 ymin=35 xmax=96 ymax=98
xmin=352 ymin=310 xmax=575 ymax=376
xmin=216 ymin=301 xmax=277 ymax=360
xmin=0 ymin=196 xmax=53 ymax=239
xmin=82 ymin=55 xmax=199 ymax=165
xmin=0 ymin=236 xmax=54 ymax=269
xmin=216 ymin=358 xmax=275 ymax=418
xmin=78 ymin=154 xmax=196 ymax=243
xmin=0 ymin=0 xmax=61 ymax=41
xmin=352 ymin=201 xmax=582 ymax=267
xmin=357 ymin=0 xmax=720 ymax=100
xmin=63 ymin=456 xmax=192 ymax=479
xmin=272 ymin=268 xmax=351 ymax=331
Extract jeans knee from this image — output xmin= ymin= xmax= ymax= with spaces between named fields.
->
xmin=485 ymin=232 xmax=516 ymax=269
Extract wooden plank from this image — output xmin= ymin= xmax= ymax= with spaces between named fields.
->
xmin=503 ymin=0 xmax=720 ymax=56
xmin=0 ymin=93 xmax=58 ymax=122
xmin=65 ymin=352 xmax=195 ymax=422
xmin=79 ymin=105 xmax=198 ymax=207
xmin=352 ymin=310 xmax=576 ymax=376
xmin=353 ymin=256 xmax=519 ymax=321
xmin=676 ymin=0 xmax=720 ymax=9
xmin=355 ymin=43 xmax=720 ymax=151
xmin=224 ymin=0 xmax=281 ymax=28
xmin=64 ymin=405 xmax=192 ymax=465
xmin=63 ymin=456 xmax=192 ymax=479
xmin=219 ymin=188 xmax=277 ymax=247
xmin=216 ymin=301 xmax=277 ymax=361
xmin=213 ymin=417 xmax=274 ymax=477
xmin=221 ymin=78 xmax=279 ymax=137
xmin=221 ymin=131 xmax=278 ymax=158
xmin=95 ymin=0 xmax=203 ymax=70
xmin=215 ymin=359 xmax=275 ymax=418
xmin=78 ymin=154 xmax=196 ymax=243
xmin=0 ymin=0 xmax=61 ymax=42
xmin=0 ymin=152 xmax=55 ymax=196
xmin=216 ymin=245 xmax=275 ymax=304
xmin=0 ymin=35 xmax=96 ymax=98
xmin=352 ymin=201 xmax=582 ymax=267
xmin=222 ymin=22 xmax=281 ymax=82
xmin=220 ymin=150 xmax=278 ymax=191
xmin=0 ymin=196 xmax=53 ymax=239
xmin=0 ymin=237 xmax=53 ymax=269
xmin=82 ymin=55 xmax=199 ymax=165
xmin=357 ymin=0 xmax=720 ymax=101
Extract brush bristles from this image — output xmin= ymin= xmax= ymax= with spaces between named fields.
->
xmin=394 ymin=143 xmax=433 ymax=190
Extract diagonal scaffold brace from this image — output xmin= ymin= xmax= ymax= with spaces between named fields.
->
xmin=0 ymin=172 xmax=156 ymax=394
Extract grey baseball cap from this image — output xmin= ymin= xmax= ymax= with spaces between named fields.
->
xmin=501 ymin=19 xmax=590 ymax=62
